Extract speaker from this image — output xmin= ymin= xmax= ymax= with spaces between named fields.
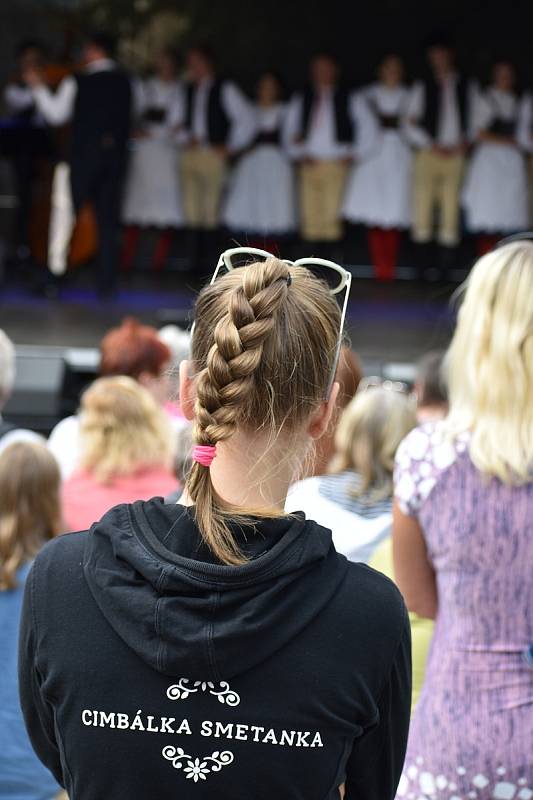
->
xmin=3 ymin=347 xmax=66 ymax=433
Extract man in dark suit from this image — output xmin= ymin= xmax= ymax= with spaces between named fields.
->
xmin=24 ymin=31 xmax=131 ymax=297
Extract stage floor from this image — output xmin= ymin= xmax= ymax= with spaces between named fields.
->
xmin=0 ymin=270 xmax=457 ymax=367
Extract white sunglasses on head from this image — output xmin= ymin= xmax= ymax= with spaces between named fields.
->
xmin=211 ymin=247 xmax=352 ymax=397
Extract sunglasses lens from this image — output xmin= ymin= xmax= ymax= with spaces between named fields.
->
xmin=226 ymin=250 xmax=270 ymax=270
xmin=296 ymin=261 xmax=345 ymax=295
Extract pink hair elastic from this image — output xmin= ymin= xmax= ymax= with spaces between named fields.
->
xmin=192 ymin=444 xmax=217 ymax=467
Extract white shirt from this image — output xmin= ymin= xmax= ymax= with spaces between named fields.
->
xmin=517 ymin=91 xmax=533 ymax=152
xmin=31 ymin=58 xmax=118 ymax=127
xmin=4 ymin=83 xmax=46 ymax=125
xmin=406 ymin=74 xmax=465 ymax=148
xmin=285 ymin=474 xmax=392 ymax=564
xmin=469 ymin=86 xmax=520 ymax=143
xmin=134 ymin=76 xmax=185 ymax=142
xmin=189 ymin=78 xmax=252 ymax=153
xmin=285 ymin=88 xmax=351 ymax=160
xmin=437 ymin=74 xmax=462 ymax=146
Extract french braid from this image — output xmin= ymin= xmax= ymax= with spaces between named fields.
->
xmin=187 ymin=256 xmax=341 ymax=564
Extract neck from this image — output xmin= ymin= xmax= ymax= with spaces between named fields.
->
xmin=181 ymin=429 xmax=305 ymax=512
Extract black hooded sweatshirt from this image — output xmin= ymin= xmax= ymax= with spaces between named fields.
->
xmin=19 ymin=499 xmax=411 ymax=800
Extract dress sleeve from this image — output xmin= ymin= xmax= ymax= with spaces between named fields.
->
xmin=344 ymin=611 xmax=411 ymax=800
xmin=351 ymin=91 xmax=380 ymax=161
xmin=284 ymin=94 xmax=304 ymax=159
xmin=394 ymin=426 xmax=433 ymax=517
xmin=222 ymin=81 xmax=255 ymax=153
xmin=18 ymin=562 xmax=64 ymax=785
xmin=32 ymin=75 xmax=77 ymax=126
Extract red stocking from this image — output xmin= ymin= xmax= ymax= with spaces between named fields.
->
xmin=382 ymin=229 xmax=401 ymax=281
xmin=121 ymin=225 xmax=140 ymax=272
xmin=152 ymin=228 xmax=174 ymax=271
xmin=367 ymin=228 xmax=389 ymax=280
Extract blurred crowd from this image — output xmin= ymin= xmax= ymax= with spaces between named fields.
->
xmin=1 ymin=237 xmax=532 ymax=798
xmin=4 ymin=31 xmax=533 ymax=294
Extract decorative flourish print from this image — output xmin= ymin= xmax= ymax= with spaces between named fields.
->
xmin=162 ymin=746 xmax=234 ymax=781
xmin=167 ymin=679 xmax=240 ymax=706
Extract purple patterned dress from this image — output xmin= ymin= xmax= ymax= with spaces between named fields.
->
xmin=394 ymin=423 xmax=533 ymax=800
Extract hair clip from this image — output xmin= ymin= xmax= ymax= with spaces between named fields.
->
xmin=286 ymin=272 xmax=292 ymax=287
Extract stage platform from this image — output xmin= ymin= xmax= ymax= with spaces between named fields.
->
xmin=0 ymin=270 xmax=458 ymax=366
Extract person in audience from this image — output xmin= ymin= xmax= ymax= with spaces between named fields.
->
xmin=3 ymin=40 xmax=52 ymax=269
xmin=406 ymin=35 xmax=470 ymax=273
xmin=48 ymin=317 xmax=171 ymax=478
xmin=287 ymin=382 xmax=416 ymax=563
xmin=158 ymin=324 xmax=193 ymax=481
xmin=518 ymin=89 xmax=533 ymax=224
xmin=223 ymin=72 xmax=295 ymax=248
xmin=393 ymin=240 xmax=533 ymax=798
xmin=23 ymin=30 xmax=132 ymax=297
xmin=62 ymin=376 xmax=177 ymax=531
xmin=0 ymin=441 xmax=61 ymax=799
xmin=20 ymin=255 xmax=411 ymax=799
xmin=342 ymin=54 xmax=413 ymax=280
xmin=463 ymin=61 xmax=529 ymax=254
xmin=181 ymin=45 xmax=252 ymax=273
xmin=413 ymin=349 xmax=448 ymax=423
xmin=286 ymin=53 xmax=353 ymax=255
xmin=0 ymin=329 xmax=42 ymax=452
xmin=122 ymin=49 xmax=185 ymax=272
xmin=310 ymin=345 xmax=362 ymax=476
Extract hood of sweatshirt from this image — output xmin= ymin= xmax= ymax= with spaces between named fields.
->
xmin=83 ymin=498 xmax=349 ymax=681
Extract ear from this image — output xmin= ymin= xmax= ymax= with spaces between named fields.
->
xmin=179 ymin=360 xmax=196 ymax=421
xmin=307 ymin=381 xmax=340 ymax=440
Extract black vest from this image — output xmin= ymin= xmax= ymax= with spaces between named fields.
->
xmin=184 ymin=80 xmax=230 ymax=145
xmin=421 ymin=75 xmax=468 ymax=138
xmin=301 ymin=86 xmax=353 ymax=143
xmin=70 ymin=68 xmax=131 ymax=164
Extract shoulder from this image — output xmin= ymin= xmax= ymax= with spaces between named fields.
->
xmin=33 ymin=531 xmax=88 ymax=576
xmin=0 ymin=427 xmax=43 ymax=453
xmin=395 ymin=422 xmax=469 ymax=516
xmin=285 ymin=476 xmax=321 ymax=506
xmin=343 ymin=560 xmax=409 ymax=640
xmin=48 ymin=414 xmax=79 ymax=442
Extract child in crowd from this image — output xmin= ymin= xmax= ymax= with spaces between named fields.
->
xmin=62 ymin=376 xmax=178 ymax=531
xmin=0 ymin=442 xmax=62 ymax=800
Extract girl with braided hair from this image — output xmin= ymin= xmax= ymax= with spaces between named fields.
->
xmin=19 ymin=251 xmax=411 ymax=800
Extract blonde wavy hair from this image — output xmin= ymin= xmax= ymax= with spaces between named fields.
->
xmin=0 ymin=442 xmax=61 ymax=591
xmin=329 ymin=386 xmax=416 ymax=501
xmin=79 ymin=376 xmax=173 ymax=483
xmin=187 ymin=257 xmax=342 ymax=565
xmin=445 ymin=241 xmax=533 ymax=484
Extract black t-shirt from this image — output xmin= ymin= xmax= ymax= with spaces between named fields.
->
xmin=19 ymin=499 xmax=411 ymax=799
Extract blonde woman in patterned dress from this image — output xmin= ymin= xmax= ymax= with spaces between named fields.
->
xmin=393 ymin=240 xmax=533 ymax=799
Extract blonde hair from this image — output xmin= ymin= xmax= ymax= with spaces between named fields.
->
xmin=0 ymin=442 xmax=61 ymax=591
xmin=187 ymin=257 xmax=342 ymax=565
xmin=445 ymin=242 xmax=533 ymax=484
xmin=329 ymin=387 xmax=416 ymax=501
xmin=79 ymin=376 xmax=173 ymax=483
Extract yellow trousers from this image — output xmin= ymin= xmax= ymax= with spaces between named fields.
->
xmin=181 ymin=147 xmax=226 ymax=229
xmin=412 ymin=150 xmax=464 ymax=246
xmin=299 ymin=160 xmax=348 ymax=241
